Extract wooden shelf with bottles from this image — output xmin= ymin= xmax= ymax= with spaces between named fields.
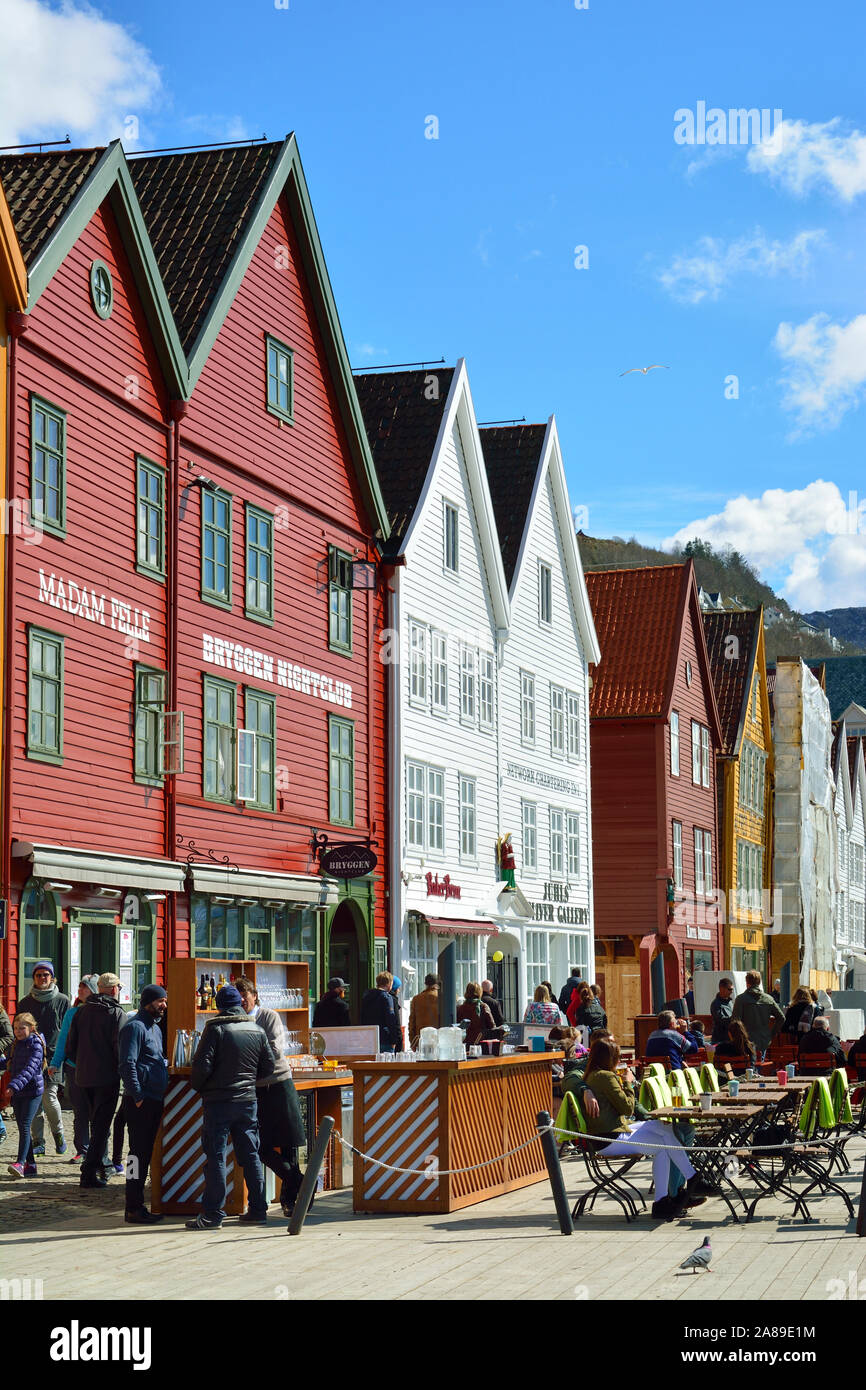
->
xmin=166 ymin=957 xmax=310 ymax=1058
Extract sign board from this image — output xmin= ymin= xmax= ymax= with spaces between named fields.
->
xmin=320 ymin=844 xmax=377 ymax=878
xmin=311 ymin=1025 xmax=379 ymax=1058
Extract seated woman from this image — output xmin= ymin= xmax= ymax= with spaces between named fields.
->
xmin=457 ymin=982 xmax=499 ymax=1047
xmin=563 ymin=1036 xmax=705 ymax=1220
xmin=782 ymin=986 xmax=821 ymax=1038
xmin=712 ymin=1018 xmax=756 ymax=1075
xmin=523 ymin=985 xmax=565 ymax=1026
xmin=567 ymin=984 xmax=607 ymax=1031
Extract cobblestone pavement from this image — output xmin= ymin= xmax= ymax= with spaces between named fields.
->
xmin=2 ymin=1131 xmax=865 ymax=1302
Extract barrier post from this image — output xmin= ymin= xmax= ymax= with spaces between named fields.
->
xmin=537 ymin=1110 xmax=573 ymax=1235
xmin=287 ymin=1115 xmax=335 ymax=1237
xmin=857 ymin=1149 xmax=866 ymax=1237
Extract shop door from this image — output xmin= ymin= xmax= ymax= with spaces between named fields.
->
xmin=79 ymin=922 xmax=117 ymax=981
xmin=328 ymin=903 xmax=360 ymax=1023
xmin=486 ymin=951 xmax=519 ymax=1024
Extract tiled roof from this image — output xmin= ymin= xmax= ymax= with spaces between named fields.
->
xmin=354 ymin=368 xmax=454 ymax=552
xmin=0 ymin=149 xmax=103 ymax=266
xmin=480 ymin=424 xmax=547 ymax=587
xmin=128 ymin=143 xmax=284 ymax=352
xmin=702 ymin=610 xmax=761 ymax=754
xmin=585 ymin=564 xmax=688 ymax=718
xmin=817 ymin=656 xmax=866 ymax=721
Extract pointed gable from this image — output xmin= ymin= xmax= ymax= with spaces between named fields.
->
xmin=702 ymin=609 xmax=761 ymax=754
xmin=585 ymin=564 xmax=688 ymax=719
xmin=479 ymin=424 xmax=547 ymax=587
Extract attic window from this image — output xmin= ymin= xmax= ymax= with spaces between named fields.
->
xmin=685 ymin=660 xmax=693 ymax=687
xmin=89 ymin=260 xmax=113 ymax=319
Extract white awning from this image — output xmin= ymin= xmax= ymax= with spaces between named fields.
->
xmin=190 ymin=865 xmax=339 ymax=907
xmin=12 ymin=841 xmax=187 ymax=894
xmin=475 ymin=883 xmax=533 ymax=926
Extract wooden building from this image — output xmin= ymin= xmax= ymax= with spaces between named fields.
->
xmin=585 ymin=562 xmax=723 ymax=1041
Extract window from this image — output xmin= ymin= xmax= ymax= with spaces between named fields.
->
xmin=567 ymin=813 xmax=581 ymax=877
xmin=701 ymin=725 xmax=711 ymax=788
xmin=550 ymin=809 xmax=564 ymax=876
xmin=460 ymin=645 xmax=476 ymax=722
xmin=245 ymin=506 xmax=273 ymax=622
xmin=89 ymin=259 xmax=113 ymax=319
xmin=192 ymin=894 xmax=244 ymax=960
xmin=459 ymin=776 xmax=476 ymax=859
xmin=444 ymin=502 xmax=459 ymax=572
xmin=691 ymin=721 xmax=701 ymax=784
xmin=134 ymin=666 xmax=166 ymax=784
xmin=454 ymin=934 xmax=477 ymax=998
xmin=28 ymin=627 xmax=63 ymax=763
xmin=328 ymin=548 xmax=352 ymax=652
xmin=694 ymin=828 xmax=705 ymax=896
xmin=670 ymin=711 xmax=680 ymax=776
xmin=266 ymin=335 xmax=294 ymax=423
xmin=479 ymin=652 xmax=494 ymax=729
xmin=431 ymin=631 xmax=448 ymax=714
xmin=409 ymin=621 xmax=427 ymax=704
xmin=550 ymin=686 xmax=565 ymax=757
xmin=20 ymin=882 xmax=61 ymax=995
xmin=30 ymin=396 xmax=66 ymax=537
xmin=136 ymin=457 xmax=165 ymax=579
xmin=752 ymin=677 xmax=759 ymax=722
xmin=203 ymin=677 xmax=236 ymax=802
xmin=703 ymin=830 xmax=713 ymax=895
xmin=672 ymin=820 xmax=683 ymax=890
xmin=736 ymin=840 xmax=763 ymax=914
xmin=526 ymin=930 xmax=549 ymax=996
xmin=567 ymin=692 xmax=581 ymax=760
xmin=201 ymin=488 xmax=232 ymax=607
xmin=739 ymin=741 xmax=767 ymax=815
xmin=329 ymin=716 xmax=354 ymax=826
xmin=239 ymin=689 xmax=276 ymax=811
xmin=539 ymin=563 xmax=552 ymax=625
xmin=406 ymin=760 xmax=445 ymax=852
xmin=408 ymin=914 xmax=438 ymax=994
xmin=520 ymin=671 xmax=536 ymax=744
xmin=522 ymin=801 xmax=537 ymax=871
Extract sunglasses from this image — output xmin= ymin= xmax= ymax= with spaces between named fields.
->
xmin=33 ymin=971 xmax=52 ymax=978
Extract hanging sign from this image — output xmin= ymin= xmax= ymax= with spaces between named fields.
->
xmin=320 ymin=844 xmax=377 ymax=878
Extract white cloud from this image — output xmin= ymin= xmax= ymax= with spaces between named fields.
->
xmin=663 ymin=480 xmax=866 ymax=607
xmin=657 ymin=227 xmax=825 ymax=304
xmin=774 ymin=312 xmax=866 ymax=430
xmin=0 ymin=0 xmax=161 ymax=148
xmin=353 ymin=343 xmax=390 ymax=361
xmin=747 ymin=117 xmax=866 ymax=201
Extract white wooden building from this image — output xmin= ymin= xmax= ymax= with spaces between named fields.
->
xmin=833 ymin=727 xmax=866 ymax=976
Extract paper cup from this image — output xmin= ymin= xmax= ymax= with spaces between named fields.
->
xmin=728 ymin=1079 xmax=739 ymax=1097
xmin=699 ymin=1094 xmax=712 ymax=1110
xmin=777 ymin=1069 xmax=788 ymax=1086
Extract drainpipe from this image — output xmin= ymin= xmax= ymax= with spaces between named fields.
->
xmin=382 ymin=559 xmax=404 ymax=982
xmin=2 ymin=311 xmax=27 ymax=1003
xmin=165 ymin=399 xmax=186 ymax=963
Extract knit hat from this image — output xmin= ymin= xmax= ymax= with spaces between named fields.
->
xmin=80 ymin=974 xmax=100 ymax=994
xmin=140 ymin=984 xmax=167 ymax=1006
xmin=32 ymin=960 xmax=55 ymax=978
xmin=216 ymin=984 xmax=243 ymax=1011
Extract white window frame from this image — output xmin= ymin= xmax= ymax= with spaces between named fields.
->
xmin=459 ymin=775 xmax=477 ymax=861
xmin=566 ymin=691 xmax=581 ymax=761
xmin=550 ymin=685 xmax=565 ymax=758
xmin=408 ymin=620 xmax=427 ymax=706
xmin=673 ymin=820 xmax=683 ymax=890
xmin=479 ymin=652 xmax=494 ymax=730
xmin=703 ymin=829 xmax=713 ymax=897
xmin=431 ymin=629 xmax=448 ymax=716
xmin=526 ymin=929 xmax=548 ymax=995
xmin=691 ymin=721 xmax=701 ymax=784
xmin=460 ymin=644 xmax=476 ymax=724
xmin=539 ymin=562 xmax=552 ymax=625
xmin=406 ymin=759 xmax=445 ymax=854
xmin=443 ymin=500 xmax=459 ymax=574
xmin=550 ymin=808 xmax=564 ymax=876
xmin=520 ymin=670 xmax=536 ymax=745
xmin=522 ymin=801 xmax=538 ymax=872
xmin=236 ymin=728 xmax=258 ymax=802
xmin=566 ymin=812 xmax=581 ymax=877
xmin=670 ymin=710 xmax=680 ymax=777
xmin=701 ymin=724 xmax=711 ymax=788
xmin=694 ymin=827 xmax=705 ymax=896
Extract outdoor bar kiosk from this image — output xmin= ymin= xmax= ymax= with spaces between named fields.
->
xmin=352 ymin=1050 xmax=561 ymax=1214
xmin=152 ymin=958 xmax=350 ymax=1216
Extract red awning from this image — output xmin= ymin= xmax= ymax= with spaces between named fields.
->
xmin=425 ymin=917 xmax=497 ymax=937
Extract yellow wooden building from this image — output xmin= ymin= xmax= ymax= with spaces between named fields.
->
xmin=703 ymin=609 xmax=775 ymax=979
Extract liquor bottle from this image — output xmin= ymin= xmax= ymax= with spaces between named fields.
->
xmin=197 ymin=974 xmax=207 ymax=1010
xmin=210 ymin=974 xmax=218 ymax=1009
xmin=217 ymin=972 xmax=227 ymax=993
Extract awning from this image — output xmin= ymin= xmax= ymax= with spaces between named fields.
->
xmin=475 ymin=882 xmax=533 ymax=925
xmin=426 ymin=917 xmax=497 ymax=937
xmin=190 ymin=865 xmax=339 ymax=907
xmin=12 ymin=841 xmax=186 ymax=894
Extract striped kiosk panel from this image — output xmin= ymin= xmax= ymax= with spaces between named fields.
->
xmin=355 ymin=1072 xmax=442 ymax=1212
xmin=449 ymin=1070 xmax=506 ymax=1205
xmin=152 ymin=1077 xmax=240 ymax=1216
xmin=502 ymin=1061 xmax=550 ymax=1186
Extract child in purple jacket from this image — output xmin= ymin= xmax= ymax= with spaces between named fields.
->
xmin=0 ymin=1013 xmax=47 ymax=1176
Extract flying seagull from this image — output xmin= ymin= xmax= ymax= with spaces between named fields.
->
xmin=679 ymin=1236 xmax=713 ymax=1274
xmin=619 ymin=365 xmax=670 ymax=376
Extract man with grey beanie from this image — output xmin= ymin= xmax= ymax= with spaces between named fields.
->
xmin=20 ymin=960 xmax=69 ymax=1156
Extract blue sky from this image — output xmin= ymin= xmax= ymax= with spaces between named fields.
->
xmin=3 ymin=0 xmax=865 ymax=608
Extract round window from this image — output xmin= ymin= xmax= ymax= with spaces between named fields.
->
xmin=89 ymin=260 xmax=113 ymax=319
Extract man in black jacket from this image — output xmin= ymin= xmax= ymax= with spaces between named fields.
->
xmin=798 ymin=1016 xmax=847 ymax=1071
xmin=66 ymin=972 xmax=127 ymax=1188
xmin=187 ymin=984 xmax=275 ymax=1230
xmin=480 ymin=980 xmax=505 ymax=1028
xmin=312 ymin=978 xmax=350 ymax=1028
xmin=360 ymin=971 xmax=402 ymax=1052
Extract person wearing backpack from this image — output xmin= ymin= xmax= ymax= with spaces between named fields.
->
xmin=0 ymin=1013 xmax=48 ymax=1177
xmin=782 ymin=986 xmax=821 ymax=1038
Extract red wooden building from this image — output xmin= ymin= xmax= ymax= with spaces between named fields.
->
xmin=0 ymin=138 xmax=390 ymax=1016
xmin=585 ymin=562 xmax=723 ymax=1040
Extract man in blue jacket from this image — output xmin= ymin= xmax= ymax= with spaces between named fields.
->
xmin=118 ymin=984 xmax=168 ymax=1225
xmin=644 ymin=1010 xmax=698 ymax=1070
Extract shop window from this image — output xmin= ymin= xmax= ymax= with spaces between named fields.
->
xmin=20 ymin=881 xmax=62 ymax=994
xmin=27 ymin=627 xmax=64 ymax=764
xmin=239 ymin=688 xmax=276 ymax=811
xmin=328 ymin=548 xmax=352 ymax=653
xmin=134 ymin=665 xmax=166 ymax=785
xmin=201 ymin=487 xmax=232 ymax=608
xmin=245 ymin=505 xmax=274 ymax=622
xmin=136 ymin=457 xmax=165 ymax=579
xmin=192 ymin=895 xmax=244 ymax=960
xmin=329 ymin=715 xmax=354 ymax=826
xmin=203 ymin=676 xmax=236 ymax=802
xmin=408 ymin=915 xmax=438 ymax=998
xmin=266 ymin=335 xmax=294 ymax=423
xmin=30 ymin=395 xmax=66 ymax=537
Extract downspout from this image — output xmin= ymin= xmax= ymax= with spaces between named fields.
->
xmin=382 ymin=560 xmax=403 ymax=982
xmin=165 ymin=399 xmax=186 ymax=963
xmin=2 ymin=311 xmax=26 ymax=1002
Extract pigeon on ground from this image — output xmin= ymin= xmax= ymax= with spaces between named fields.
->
xmin=619 ymin=365 xmax=670 ymax=376
xmin=679 ymin=1236 xmax=713 ymax=1274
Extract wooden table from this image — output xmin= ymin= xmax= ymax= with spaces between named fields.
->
xmin=651 ymin=1105 xmax=762 ymax=1121
xmin=351 ymin=1052 xmax=561 ymax=1214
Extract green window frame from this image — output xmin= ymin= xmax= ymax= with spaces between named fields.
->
xmin=329 ymin=714 xmax=354 ymax=826
xmin=242 ymin=687 xmax=276 ymax=811
xmin=89 ymin=259 xmax=113 ymax=319
xmin=136 ymin=456 xmax=166 ymax=579
xmin=266 ymin=334 xmax=294 ymax=423
xmin=20 ymin=881 xmax=62 ymax=998
xmin=201 ymin=487 xmax=233 ymax=608
xmin=191 ymin=894 xmax=244 ymax=960
xmin=203 ymin=676 xmax=236 ymax=803
xmin=245 ymin=504 xmax=274 ymax=622
xmin=328 ymin=547 xmax=353 ymax=653
xmin=30 ymin=395 xmax=66 ymax=538
xmin=27 ymin=626 xmax=64 ymax=764
xmin=134 ymin=665 xmax=166 ymax=785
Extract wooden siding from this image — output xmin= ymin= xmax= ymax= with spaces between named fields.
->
xmin=590 ymin=720 xmax=659 ymax=934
